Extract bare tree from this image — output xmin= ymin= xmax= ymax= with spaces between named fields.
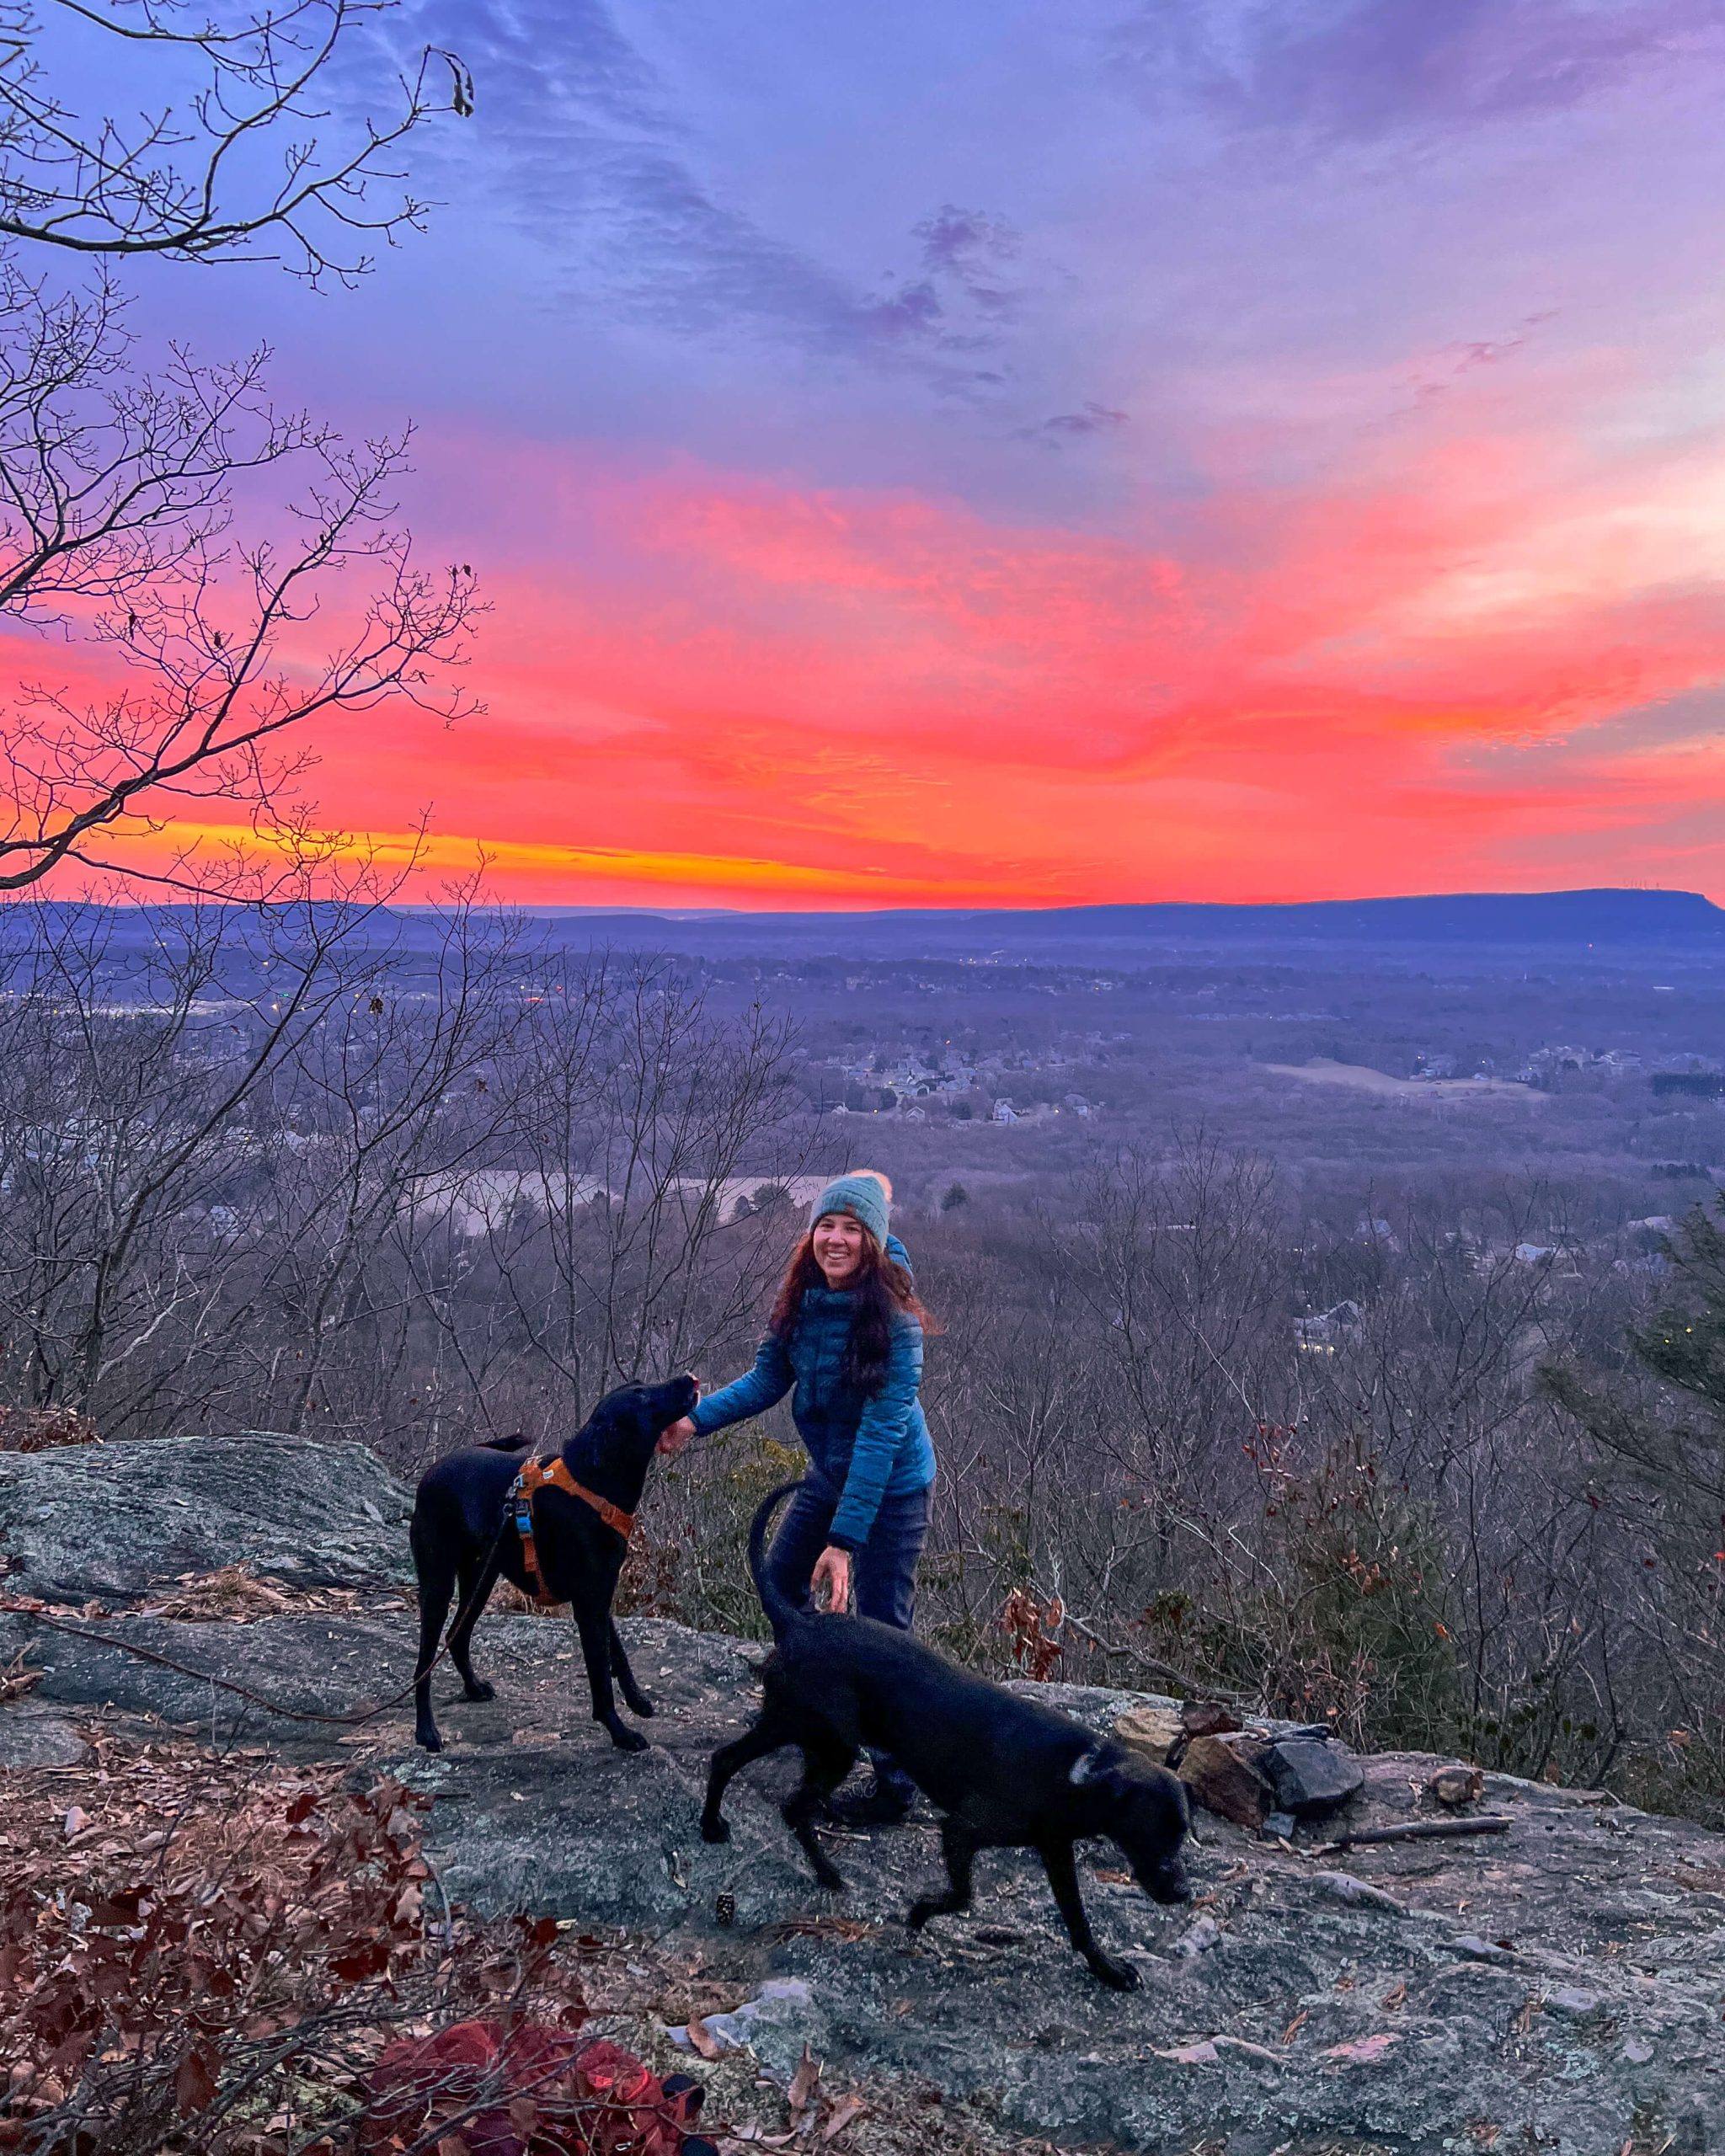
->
xmin=480 ymin=955 xmax=805 ymax=1418
xmin=0 ymin=878 xmax=398 ymax=1430
xmin=0 ymin=265 xmax=481 ymax=891
xmin=0 ymin=0 xmax=477 ymax=892
xmin=247 ymin=894 xmax=526 ymax=1447
xmin=0 ymin=0 xmax=472 ymax=280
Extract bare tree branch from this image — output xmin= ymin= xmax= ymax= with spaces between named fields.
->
xmin=0 ymin=0 xmax=473 ymax=283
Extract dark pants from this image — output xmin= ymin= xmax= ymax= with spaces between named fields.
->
xmin=766 ymin=1471 xmax=931 ymax=1794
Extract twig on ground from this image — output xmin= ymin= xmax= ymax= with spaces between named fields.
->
xmin=1316 ymin=1816 xmax=1513 ymax=1854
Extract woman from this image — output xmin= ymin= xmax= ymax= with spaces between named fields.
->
xmin=664 ymin=1170 xmax=935 ymax=1824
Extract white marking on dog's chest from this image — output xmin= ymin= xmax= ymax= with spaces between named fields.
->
xmin=1069 ymin=1747 xmax=1104 ymax=1786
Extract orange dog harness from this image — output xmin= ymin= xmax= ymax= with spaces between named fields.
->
xmin=509 ymin=1459 xmax=635 ymax=1606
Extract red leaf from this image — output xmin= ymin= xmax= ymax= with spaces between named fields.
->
xmin=331 ymin=1938 xmax=391 ymax=1984
xmin=174 ymin=2048 xmax=218 ymax=2116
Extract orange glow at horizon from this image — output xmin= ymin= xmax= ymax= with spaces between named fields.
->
xmin=12 ymin=380 xmax=1725 ymax=910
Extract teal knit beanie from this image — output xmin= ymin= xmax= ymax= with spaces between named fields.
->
xmin=809 ymin=1171 xmax=889 ymax=1249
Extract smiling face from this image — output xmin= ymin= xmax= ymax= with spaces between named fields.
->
xmin=811 ymin=1209 xmax=868 ymax=1285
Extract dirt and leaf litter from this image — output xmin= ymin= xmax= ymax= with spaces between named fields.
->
xmin=135 ymin=1563 xmax=411 ymax=1625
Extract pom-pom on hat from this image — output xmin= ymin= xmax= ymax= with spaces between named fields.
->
xmin=809 ymin=1169 xmax=891 ymax=1249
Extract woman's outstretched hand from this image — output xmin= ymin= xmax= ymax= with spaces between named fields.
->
xmin=810 ymin=1545 xmax=852 ymax=1614
xmin=658 ymin=1417 xmax=697 ymax=1454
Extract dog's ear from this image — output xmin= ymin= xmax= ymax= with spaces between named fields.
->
xmin=1124 ymin=1765 xmax=1192 ymax=1847
xmin=1069 ymin=1746 xmax=1136 ymax=1800
xmin=1076 ymin=1748 xmax=1188 ymax=1828
xmin=574 ymin=1388 xmax=630 ymax=1453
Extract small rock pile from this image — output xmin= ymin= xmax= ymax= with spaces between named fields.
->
xmin=1114 ymin=1696 xmax=1369 ymax=1837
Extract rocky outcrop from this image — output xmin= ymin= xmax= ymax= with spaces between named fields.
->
xmin=0 ymin=1432 xmax=413 ymax=1605
xmin=4 ymin=1436 xmax=1725 ymax=2156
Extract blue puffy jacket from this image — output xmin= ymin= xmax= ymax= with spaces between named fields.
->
xmin=689 ymin=1232 xmax=936 ymax=1550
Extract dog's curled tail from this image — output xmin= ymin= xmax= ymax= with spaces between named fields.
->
xmin=748 ymin=1481 xmax=805 ymax=1641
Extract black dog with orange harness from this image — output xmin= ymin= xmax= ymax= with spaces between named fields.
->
xmin=410 ymin=1375 xmax=698 ymax=1753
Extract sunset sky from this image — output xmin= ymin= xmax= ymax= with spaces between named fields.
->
xmin=119 ymin=2 xmax=1725 ymax=905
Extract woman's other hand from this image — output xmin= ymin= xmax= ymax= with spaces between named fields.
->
xmin=810 ymin=1545 xmax=852 ymax=1614
xmin=659 ymin=1416 xmax=697 ymax=1455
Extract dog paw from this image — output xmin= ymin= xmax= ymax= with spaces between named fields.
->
xmin=814 ymin=1865 xmax=847 ymax=1893
xmin=609 ymin=1725 xmax=651 ymax=1753
xmin=462 ymin=1679 xmax=495 ymax=1702
xmin=414 ymin=1729 xmax=444 ymax=1753
xmin=905 ymin=1902 xmax=934 ymax=1933
xmin=700 ymin=1816 xmax=731 ymax=1845
xmin=626 ymin=1694 xmax=654 ymax=1718
xmin=1092 ymin=1957 xmax=1140 ymax=1993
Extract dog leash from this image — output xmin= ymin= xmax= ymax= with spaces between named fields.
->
xmin=4 ymin=1470 xmax=638 ymax=1729
xmin=0 ymin=1513 xmax=517 ymax=1732
xmin=2 ymin=1604 xmax=435 ymax=1727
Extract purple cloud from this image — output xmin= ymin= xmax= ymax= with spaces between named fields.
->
xmin=1116 ymin=0 xmax=1721 ymax=139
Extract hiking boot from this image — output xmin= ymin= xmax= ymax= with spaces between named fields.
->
xmin=828 ymin=1773 xmax=916 ymax=1828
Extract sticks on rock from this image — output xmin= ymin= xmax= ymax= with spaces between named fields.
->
xmin=1317 ymin=1816 xmax=1513 ymax=1854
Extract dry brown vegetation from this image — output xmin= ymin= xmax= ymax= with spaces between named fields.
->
xmin=0 ymin=1731 xmax=594 ymax=2153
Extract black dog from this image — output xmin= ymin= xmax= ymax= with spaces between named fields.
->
xmin=701 ymin=1482 xmax=1194 ymax=1990
xmin=410 ymin=1375 xmax=697 ymax=1753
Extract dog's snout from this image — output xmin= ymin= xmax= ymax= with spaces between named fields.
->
xmin=1146 ymin=1860 xmax=1194 ymax=1906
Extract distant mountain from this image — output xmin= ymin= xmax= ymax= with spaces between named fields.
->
xmin=522 ymin=888 xmax=1725 ymax=959
xmin=10 ymin=888 xmax=1722 ymax=977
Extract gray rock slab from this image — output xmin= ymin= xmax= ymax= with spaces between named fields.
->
xmin=0 ymin=1433 xmax=414 ymax=1603
xmin=0 ymin=1705 xmax=90 ymax=1767
xmin=0 ymin=1608 xmax=414 ymax=1740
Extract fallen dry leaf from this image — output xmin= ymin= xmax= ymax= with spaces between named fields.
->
xmin=61 ymin=1804 xmax=90 ymax=1839
xmin=174 ymin=2047 xmax=218 ymax=2116
xmin=1322 ymin=2032 xmax=1401 ymax=2066
xmin=788 ymin=2042 xmax=822 ymax=2117
xmin=1212 ymin=2036 xmax=1284 ymax=2065
xmin=685 ymin=2015 xmax=724 ymax=2061
xmin=821 ymin=2093 xmax=868 ymax=2141
xmin=0 ymin=1646 xmax=43 ymax=1701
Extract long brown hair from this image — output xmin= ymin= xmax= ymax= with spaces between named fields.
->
xmin=769 ymin=1228 xmax=937 ymax=1395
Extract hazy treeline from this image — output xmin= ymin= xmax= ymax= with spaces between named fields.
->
xmin=3 ymin=898 xmax=1719 ymax=1824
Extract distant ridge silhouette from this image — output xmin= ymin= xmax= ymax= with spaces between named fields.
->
xmin=515 ymin=888 xmax=1725 ymax=954
xmin=15 ymin=888 xmax=1723 ymax=967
